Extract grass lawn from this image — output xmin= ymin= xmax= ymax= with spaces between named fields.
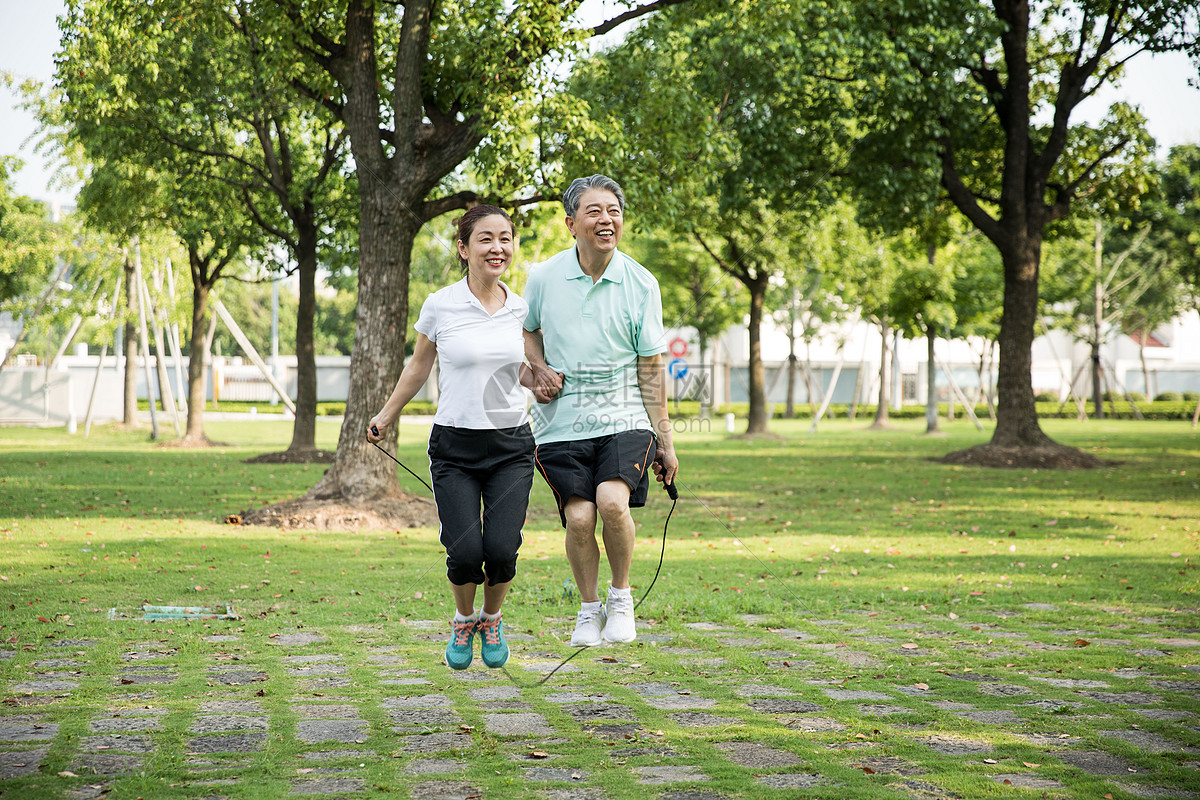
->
xmin=1 ymin=415 xmax=1198 ymax=798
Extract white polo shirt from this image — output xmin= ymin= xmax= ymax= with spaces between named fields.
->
xmin=414 ymin=278 xmax=530 ymax=430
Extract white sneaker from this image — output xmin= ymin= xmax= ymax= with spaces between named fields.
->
xmin=570 ymin=604 xmax=606 ymax=647
xmin=601 ymin=589 xmax=636 ymax=643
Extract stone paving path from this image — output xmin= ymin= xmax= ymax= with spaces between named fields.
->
xmin=2 ymin=607 xmax=1199 ymax=798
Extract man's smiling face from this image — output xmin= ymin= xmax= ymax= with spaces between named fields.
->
xmin=566 ymin=188 xmax=623 ymax=258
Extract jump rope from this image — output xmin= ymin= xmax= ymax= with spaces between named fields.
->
xmin=368 ymin=426 xmax=677 ymax=687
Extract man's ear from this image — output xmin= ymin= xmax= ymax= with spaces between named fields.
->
xmin=564 ymin=215 xmax=576 ymax=238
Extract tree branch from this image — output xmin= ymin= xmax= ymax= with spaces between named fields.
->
xmin=938 ymin=135 xmax=1003 ymax=244
xmin=587 ymin=0 xmax=691 ymax=37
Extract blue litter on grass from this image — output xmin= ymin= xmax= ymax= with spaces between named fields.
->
xmin=107 ymin=604 xmax=240 ymax=621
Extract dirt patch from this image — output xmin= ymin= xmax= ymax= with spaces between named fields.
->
xmin=243 ymin=449 xmax=336 ymax=464
xmin=156 ymin=436 xmax=228 ymax=448
xmin=937 ymin=443 xmax=1108 ymax=469
xmin=233 ymin=494 xmax=437 ymax=530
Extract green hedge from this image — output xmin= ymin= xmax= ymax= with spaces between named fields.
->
xmin=697 ymin=400 xmax=1197 ymax=421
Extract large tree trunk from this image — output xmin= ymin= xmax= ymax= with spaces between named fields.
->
xmin=989 ymin=240 xmax=1055 ymax=448
xmin=745 ymin=277 xmax=769 ymax=434
xmin=288 ymin=212 xmax=320 ymax=453
xmin=122 ymin=253 xmax=140 ymax=427
xmin=184 ymin=280 xmax=211 ymax=441
xmin=308 ymin=189 xmax=418 ymax=502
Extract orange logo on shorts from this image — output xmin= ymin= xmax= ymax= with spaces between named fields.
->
xmin=633 ymin=462 xmax=642 ymax=472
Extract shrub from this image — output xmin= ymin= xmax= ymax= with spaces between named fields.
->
xmin=1155 ymin=392 xmax=1182 ymax=402
xmin=1184 ymin=392 xmax=1199 ymax=402
xmin=1035 ymin=391 xmax=1057 ymax=402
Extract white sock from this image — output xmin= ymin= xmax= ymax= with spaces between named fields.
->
xmin=479 ymin=610 xmax=501 ymax=622
xmin=453 ymin=611 xmax=477 ymax=624
xmin=608 ymin=586 xmax=632 ymax=599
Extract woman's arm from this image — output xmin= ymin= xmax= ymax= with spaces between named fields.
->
xmin=366 ymin=334 xmax=437 ymax=441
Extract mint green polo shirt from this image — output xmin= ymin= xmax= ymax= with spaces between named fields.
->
xmin=523 ymin=246 xmax=667 ymax=444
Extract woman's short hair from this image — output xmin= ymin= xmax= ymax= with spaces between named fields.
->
xmin=562 ymin=175 xmax=626 ymax=218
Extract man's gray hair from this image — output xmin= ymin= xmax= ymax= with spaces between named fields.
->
xmin=562 ymin=174 xmax=626 ymax=218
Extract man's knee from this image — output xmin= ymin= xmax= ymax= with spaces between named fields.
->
xmin=563 ymin=498 xmax=597 ymax=535
xmin=595 ymin=481 xmax=632 ymax=525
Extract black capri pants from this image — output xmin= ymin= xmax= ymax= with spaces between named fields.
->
xmin=428 ymin=423 xmax=535 ymax=587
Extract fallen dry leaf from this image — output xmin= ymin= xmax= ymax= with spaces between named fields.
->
xmin=1022 ymin=761 xmax=1040 ymax=768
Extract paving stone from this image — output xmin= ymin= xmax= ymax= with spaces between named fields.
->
xmin=1021 ymin=699 xmax=1084 ymax=711
xmin=1029 ymin=676 xmax=1108 ymax=689
xmin=382 ymin=677 xmax=436 ymax=686
xmin=1099 ymin=729 xmax=1200 ymax=753
xmin=545 ymin=692 xmax=612 ymax=703
xmin=116 ymin=673 xmax=176 ymax=685
xmin=756 ymin=773 xmax=824 ymax=788
xmin=0 ymin=717 xmax=58 ymax=740
xmin=209 ymin=669 xmax=268 ymax=685
xmin=1077 ymin=691 xmax=1162 ymax=704
xmin=0 ymin=747 xmax=47 ymax=778
xmin=628 ymin=682 xmax=677 ymax=697
xmin=388 ymin=709 xmax=462 ymax=729
xmin=486 ymin=712 xmax=554 ymax=736
xmin=541 ymin=788 xmax=608 ymax=800
xmin=470 ymin=686 xmax=521 ymax=701
xmin=683 ymin=622 xmax=729 ymax=631
xmin=941 ymin=673 xmax=1000 ymax=682
xmin=383 ymin=694 xmax=453 ymax=709
xmin=851 ymin=755 xmax=926 ymax=776
xmin=584 ymin=724 xmax=642 ymax=739
xmin=635 ymin=764 xmax=710 ymax=783
xmin=1113 ymin=782 xmax=1200 ymax=798
xmin=297 ymin=750 xmax=366 ymax=761
xmin=82 ymin=734 xmax=154 ymax=753
xmin=735 ymin=684 xmax=797 ymax=697
xmin=1133 ymin=649 xmax=1171 ymax=657
xmin=750 ymin=698 xmax=823 ymax=713
xmin=298 ymin=720 xmax=368 ymax=743
xmin=917 ymin=735 xmax=994 ymax=755
xmin=645 ymin=695 xmax=717 ymax=710
xmin=825 ymin=689 xmax=892 ymax=701
xmin=268 ymin=632 xmax=328 ymax=646
xmin=10 ymin=679 xmax=78 ymax=692
xmin=409 ymin=780 xmax=484 ymax=800
xmin=32 ymin=658 xmax=84 ymax=668
xmin=199 ymin=700 xmax=265 ymax=713
xmin=297 ymin=676 xmax=353 ymax=689
xmin=1013 ymin=732 xmax=1082 ymax=747
xmin=1132 ymin=708 xmax=1195 ymax=721
xmin=1153 ymin=638 xmax=1200 ymax=648
xmin=565 ymin=703 xmax=635 ymax=721
xmin=928 ymin=701 xmax=975 ymax=711
xmin=288 ymin=777 xmax=366 ymax=794
xmin=716 ymin=637 xmax=765 ymax=647
xmin=190 ymin=715 xmax=270 ymax=733
xmin=785 ymin=717 xmax=847 ymax=732
xmin=71 ymin=753 xmax=144 ymax=775
xmin=1148 ymin=680 xmax=1200 ymax=692
xmin=609 ymin=746 xmax=679 ymax=758
xmin=89 ymin=717 xmax=161 ymax=733
xmin=657 ymin=793 xmax=727 ymax=800
xmin=956 ymin=709 xmax=1021 ymax=724
xmin=203 ymin=634 xmax=239 ymax=642
xmin=297 ymin=704 xmax=361 ymax=719
xmin=669 ymin=712 xmax=740 ymax=727
xmin=978 ymin=683 xmax=1032 ymax=696
xmin=715 ymin=740 xmax=802 ymax=767
xmin=860 ymin=704 xmax=916 ymax=716
xmin=188 ymin=732 xmax=268 ymax=753
xmin=289 ymin=664 xmax=348 ymax=677
xmin=831 ymin=650 xmax=883 ymax=668
xmin=523 ymin=766 xmax=586 ymax=781
xmin=399 ymin=732 xmax=470 ymax=753
xmin=49 ymin=639 xmax=96 ymax=648
xmin=991 ymin=774 xmax=1062 ymax=789
xmin=1057 ymin=749 xmax=1137 ymax=774
xmin=281 ymin=654 xmax=341 ymax=664
xmin=406 ymin=758 xmax=469 ymax=774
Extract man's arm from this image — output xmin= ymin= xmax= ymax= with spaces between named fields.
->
xmin=637 ymin=352 xmax=678 ymax=485
xmin=523 ymin=328 xmax=563 ymax=404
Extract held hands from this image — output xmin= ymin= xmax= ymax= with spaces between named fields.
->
xmin=530 ymin=364 xmax=564 ymax=404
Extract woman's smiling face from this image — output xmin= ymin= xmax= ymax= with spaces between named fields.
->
xmin=458 ymin=214 xmax=514 ymax=281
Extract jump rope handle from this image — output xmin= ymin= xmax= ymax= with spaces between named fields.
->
xmin=655 ymin=455 xmax=678 ymax=501
xmin=369 ymin=425 xmax=379 ymax=438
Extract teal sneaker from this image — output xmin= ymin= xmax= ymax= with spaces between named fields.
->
xmin=445 ymin=617 xmax=477 ymax=670
xmin=478 ymin=614 xmax=509 ymax=668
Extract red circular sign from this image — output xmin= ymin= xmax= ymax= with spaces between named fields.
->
xmin=668 ymin=337 xmax=688 ymax=357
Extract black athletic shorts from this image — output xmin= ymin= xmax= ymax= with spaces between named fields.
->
xmin=533 ymin=430 xmax=657 ymax=528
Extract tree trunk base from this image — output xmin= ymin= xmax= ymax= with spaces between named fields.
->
xmin=938 ymin=441 xmax=1106 ymax=469
xmin=159 ymin=434 xmax=227 ymax=448
xmin=235 ymin=487 xmax=437 ymax=530
xmin=243 ymin=448 xmax=336 ymax=465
